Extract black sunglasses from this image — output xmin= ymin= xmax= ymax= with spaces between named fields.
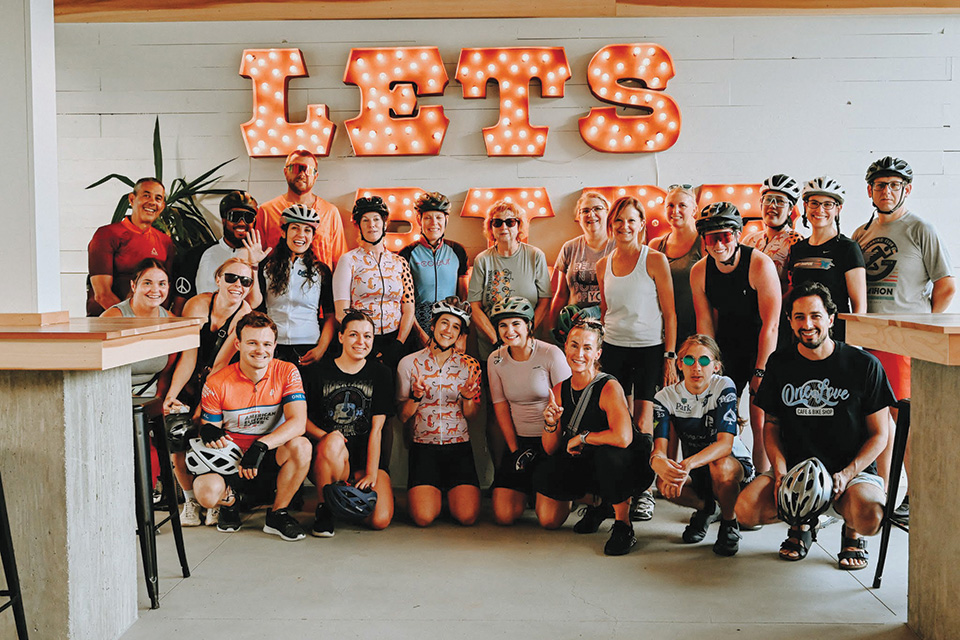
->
xmin=224 ymin=209 xmax=256 ymax=224
xmin=222 ymin=272 xmax=254 ymax=287
xmin=491 ymin=218 xmax=519 ymax=228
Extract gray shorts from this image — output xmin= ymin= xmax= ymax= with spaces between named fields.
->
xmin=762 ymin=469 xmax=884 ymax=517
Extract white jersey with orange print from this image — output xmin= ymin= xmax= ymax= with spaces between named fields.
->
xmin=396 ymin=348 xmax=482 ymax=445
xmin=332 ymin=247 xmax=414 ymax=335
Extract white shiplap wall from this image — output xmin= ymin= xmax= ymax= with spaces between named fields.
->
xmin=55 ymin=16 xmax=960 ymax=316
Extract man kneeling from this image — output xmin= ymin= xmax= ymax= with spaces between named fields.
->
xmin=192 ymin=311 xmax=312 ymax=541
xmin=736 ymin=282 xmax=895 ymax=569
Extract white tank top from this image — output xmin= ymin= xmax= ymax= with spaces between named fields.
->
xmin=603 ymin=244 xmax=663 ymax=347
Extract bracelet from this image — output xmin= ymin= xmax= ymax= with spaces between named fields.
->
xmin=579 ymin=432 xmax=588 ymax=446
xmin=753 ymin=368 xmax=765 ymax=378
xmin=543 ymin=420 xmax=558 ymax=433
xmin=411 ymin=394 xmax=423 ymax=402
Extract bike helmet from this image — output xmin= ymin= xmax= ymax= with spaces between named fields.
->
xmin=777 ymin=457 xmax=834 ymax=527
xmin=280 ymin=203 xmax=320 ymax=228
xmin=865 ymin=156 xmax=913 ymax=184
xmin=695 ymin=202 xmax=743 ymax=236
xmin=184 ymin=437 xmax=243 ymax=477
xmin=431 ymin=295 xmax=472 ymax=329
xmin=490 ymin=296 xmax=535 ymax=324
xmin=323 ymin=481 xmax=378 ymax=522
xmin=553 ymin=304 xmax=602 ymax=345
xmin=164 ymin=411 xmax=195 ymax=453
xmin=352 ymin=196 xmax=390 ymax=225
xmin=219 ymin=190 xmax=258 ymax=217
xmin=415 ymin=191 xmax=451 ymax=216
xmin=802 ymin=176 xmax=845 ymax=205
xmin=761 ymin=174 xmax=802 ymax=205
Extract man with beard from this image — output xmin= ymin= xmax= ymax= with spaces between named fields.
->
xmin=256 ymin=150 xmax=347 ymax=270
xmin=735 ymin=282 xmax=895 ymax=570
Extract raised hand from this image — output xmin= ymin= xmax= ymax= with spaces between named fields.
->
xmin=242 ymin=229 xmax=272 ymax=266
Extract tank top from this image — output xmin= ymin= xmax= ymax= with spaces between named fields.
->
xmin=652 ymin=233 xmax=701 ymax=343
xmin=112 ymin=299 xmax=170 ymax=396
xmin=602 ymin=244 xmax=663 ymax=348
xmin=559 ymin=375 xmax=612 ymax=438
xmin=197 ymin=293 xmax=243 ymax=375
xmin=705 ymin=245 xmax=762 ymax=350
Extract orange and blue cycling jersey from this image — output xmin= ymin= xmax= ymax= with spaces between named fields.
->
xmin=201 ymin=359 xmax=306 ymax=451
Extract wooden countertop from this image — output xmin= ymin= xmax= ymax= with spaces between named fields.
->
xmin=841 ymin=313 xmax=960 ymax=366
xmin=0 ymin=317 xmax=203 ymax=371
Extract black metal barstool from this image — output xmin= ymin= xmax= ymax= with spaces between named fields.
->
xmin=0 ymin=470 xmax=28 ymax=639
xmin=873 ymin=398 xmax=910 ymax=588
xmin=133 ymin=402 xmax=190 ymax=609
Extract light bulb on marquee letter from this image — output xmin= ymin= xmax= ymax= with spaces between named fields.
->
xmin=456 ymin=48 xmax=571 ymax=157
xmin=239 ymin=49 xmax=336 ymax=158
xmin=354 ymin=188 xmax=427 ymax=251
xmin=343 ymin=47 xmax=449 ymax=156
xmin=459 ymin=188 xmax=555 ymax=244
xmin=579 ymin=44 xmax=681 ymax=154
xmin=583 ymin=186 xmax=669 ymax=242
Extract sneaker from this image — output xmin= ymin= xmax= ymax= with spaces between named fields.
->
xmin=713 ymin=518 xmax=742 ymax=556
xmin=630 ymin=489 xmax=656 ymax=522
xmin=740 ymin=522 xmax=763 ymax=532
xmin=179 ymin=498 xmax=202 ymax=527
xmin=311 ymin=503 xmax=335 ymax=538
xmin=604 ymin=520 xmax=637 ymax=556
xmin=204 ymin=506 xmax=220 ymax=527
xmin=217 ymin=504 xmax=242 ymax=533
xmin=682 ymin=501 xmax=720 ymax=544
xmin=573 ymin=503 xmax=614 ymax=534
xmin=263 ymin=508 xmax=306 ymax=542
xmin=892 ymin=495 xmax=909 ymax=525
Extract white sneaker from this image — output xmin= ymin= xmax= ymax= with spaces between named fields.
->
xmin=180 ymin=498 xmax=202 ymax=527
xmin=205 ymin=506 xmax=220 ymax=527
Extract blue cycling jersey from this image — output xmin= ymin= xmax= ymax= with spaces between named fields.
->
xmin=652 ymin=374 xmax=750 ymax=459
xmin=400 ymin=238 xmax=468 ymax=332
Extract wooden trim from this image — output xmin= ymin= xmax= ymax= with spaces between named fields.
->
xmin=0 ymin=316 xmax=203 ymax=341
xmin=53 ymin=0 xmax=959 ymax=22
xmin=0 ymin=311 xmax=70 ymax=326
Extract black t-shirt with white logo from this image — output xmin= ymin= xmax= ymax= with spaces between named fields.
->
xmin=304 ymin=358 xmax=394 ymax=438
xmin=755 ymin=342 xmax=895 ymax=474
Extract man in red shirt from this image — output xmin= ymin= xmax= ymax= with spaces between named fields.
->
xmin=86 ymin=177 xmax=175 ymax=316
xmin=256 ymin=150 xmax=347 ymax=270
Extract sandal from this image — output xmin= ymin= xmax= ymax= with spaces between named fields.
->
xmin=779 ymin=522 xmax=815 ymax=561
xmin=838 ymin=526 xmax=869 ymax=571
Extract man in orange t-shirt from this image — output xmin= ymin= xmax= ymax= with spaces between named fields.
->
xmin=255 ymin=149 xmax=347 ymax=270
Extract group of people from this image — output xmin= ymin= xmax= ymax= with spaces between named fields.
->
xmin=87 ymin=150 xmax=953 ymax=566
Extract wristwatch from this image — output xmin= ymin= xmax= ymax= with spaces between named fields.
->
xmin=664 ymin=351 xmax=677 ymax=359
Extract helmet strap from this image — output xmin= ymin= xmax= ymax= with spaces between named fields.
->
xmin=720 ymin=243 xmax=740 ymax=267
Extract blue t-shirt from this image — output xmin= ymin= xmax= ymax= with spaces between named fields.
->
xmin=399 ymin=238 xmax=468 ymax=333
xmin=653 ymin=374 xmax=750 ymax=459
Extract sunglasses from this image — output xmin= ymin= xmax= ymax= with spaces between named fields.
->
xmin=222 ymin=272 xmax=254 ymax=287
xmin=285 ymin=163 xmax=316 ymax=175
xmin=681 ymin=355 xmax=713 ymax=366
xmin=224 ymin=209 xmax=256 ymax=224
xmin=704 ymin=231 xmax=736 ymax=246
xmin=572 ymin=317 xmax=605 ymax=337
xmin=669 ymin=183 xmax=695 ymax=190
xmin=491 ymin=218 xmax=519 ymax=228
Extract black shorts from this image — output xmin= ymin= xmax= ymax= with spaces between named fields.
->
xmin=226 ymin=449 xmax=281 ymax=505
xmin=599 ymin=342 xmax=663 ymax=402
xmin=492 ymin=436 xmax=544 ymax=493
xmin=533 ymin=443 xmax=639 ymax=505
xmin=717 ymin=341 xmax=757 ymax=395
xmin=346 ymin=434 xmax=390 ymax=476
xmin=688 ymin=455 xmax=755 ymax=501
xmin=407 ymin=442 xmax=480 ymax=491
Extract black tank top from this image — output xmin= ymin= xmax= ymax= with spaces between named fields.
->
xmin=197 ymin=293 xmax=243 ymax=373
xmin=559 ymin=374 xmax=612 ymax=438
xmin=705 ymin=245 xmax=762 ymax=348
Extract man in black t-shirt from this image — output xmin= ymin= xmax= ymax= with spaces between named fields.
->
xmin=735 ymin=282 xmax=895 ymax=570
xmin=304 ymin=309 xmax=395 ymax=536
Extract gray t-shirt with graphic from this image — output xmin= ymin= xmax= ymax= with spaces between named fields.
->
xmin=554 ymin=236 xmax=614 ymax=307
xmin=852 ymin=211 xmax=953 ymax=314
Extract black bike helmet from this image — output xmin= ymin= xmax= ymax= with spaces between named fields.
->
xmin=415 ymin=191 xmax=451 ymax=216
xmin=219 ymin=191 xmax=258 ymax=218
xmin=351 ymin=196 xmax=390 ymax=225
xmin=865 ymin=156 xmax=913 ymax=184
xmin=164 ymin=411 xmax=195 ymax=453
xmin=323 ymin=481 xmax=378 ymax=522
xmin=696 ymin=202 xmax=743 ymax=236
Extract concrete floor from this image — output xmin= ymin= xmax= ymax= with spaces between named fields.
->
xmin=122 ymin=494 xmax=913 ymax=640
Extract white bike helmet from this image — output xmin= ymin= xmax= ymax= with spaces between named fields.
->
xmin=431 ymin=296 xmax=472 ymax=329
xmin=777 ymin=457 xmax=834 ymax=527
xmin=761 ymin=174 xmax=802 ymax=204
xmin=802 ymin=176 xmax=845 ymax=205
xmin=281 ymin=203 xmax=320 ymax=228
xmin=185 ymin=437 xmax=243 ymax=476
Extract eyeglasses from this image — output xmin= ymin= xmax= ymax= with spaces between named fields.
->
xmin=681 ymin=355 xmax=713 ymax=366
xmin=872 ymin=181 xmax=904 ymax=193
xmin=578 ymin=206 xmax=607 ymax=216
xmin=224 ymin=209 xmax=256 ymax=224
xmin=805 ymin=200 xmax=839 ymax=211
xmin=761 ymin=195 xmax=790 ymax=208
xmin=285 ymin=163 xmax=316 ymax=175
xmin=491 ymin=218 xmax=519 ymax=228
xmin=704 ymin=231 xmax=736 ymax=246
xmin=222 ymin=272 xmax=254 ymax=287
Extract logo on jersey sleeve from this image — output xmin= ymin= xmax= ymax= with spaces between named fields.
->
xmin=781 ymin=378 xmax=850 ymax=416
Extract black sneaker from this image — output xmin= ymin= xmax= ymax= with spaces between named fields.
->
xmin=604 ymin=520 xmax=637 ymax=556
xmin=713 ymin=518 xmax=742 ymax=556
xmin=263 ymin=508 xmax=306 ymax=542
xmin=217 ymin=503 xmax=242 ymax=533
xmin=573 ymin=503 xmax=614 ymax=534
xmin=682 ymin=501 xmax=720 ymax=543
xmin=892 ymin=495 xmax=909 ymax=525
xmin=311 ymin=503 xmax=335 ymax=538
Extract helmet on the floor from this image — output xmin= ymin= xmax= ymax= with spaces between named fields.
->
xmin=185 ymin=437 xmax=243 ymax=477
xmin=490 ymin=296 xmax=535 ymax=324
xmin=164 ymin=411 xmax=195 ymax=452
xmin=553 ymin=304 xmax=602 ymax=344
xmin=761 ymin=174 xmax=802 ymax=204
xmin=323 ymin=481 xmax=378 ymax=522
xmin=696 ymin=202 xmax=742 ymax=236
xmin=865 ymin=156 xmax=913 ymax=184
xmin=777 ymin=457 xmax=834 ymax=527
